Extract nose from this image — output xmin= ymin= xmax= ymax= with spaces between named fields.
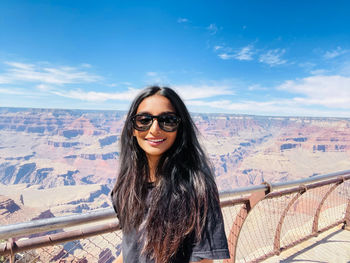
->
xmin=149 ymin=119 xmax=161 ymax=134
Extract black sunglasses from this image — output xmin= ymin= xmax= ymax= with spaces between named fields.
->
xmin=131 ymin=113 xmax=181 ymax=132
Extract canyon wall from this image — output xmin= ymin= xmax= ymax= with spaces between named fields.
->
xmin=1 ymin=107 xmax=349 ymax=221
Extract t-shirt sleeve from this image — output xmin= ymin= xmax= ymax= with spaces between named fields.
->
xmin=189 ymin=199 xmax=230 ymax=262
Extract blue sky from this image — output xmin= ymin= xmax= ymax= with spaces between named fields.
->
xmin=1 ymin=1 xmax=350 ymax=117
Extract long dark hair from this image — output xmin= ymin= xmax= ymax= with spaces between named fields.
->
xmin=112 ymin=86 xmax=219 ymax=262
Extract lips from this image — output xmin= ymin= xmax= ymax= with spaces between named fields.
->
xmin=145 ymin=138 xmax=166 ymax=146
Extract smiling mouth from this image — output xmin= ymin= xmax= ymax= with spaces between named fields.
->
xmin=146 ymin=138 xmax=166 ymax=142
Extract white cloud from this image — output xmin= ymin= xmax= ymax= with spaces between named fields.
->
xmin=0 ymin=75 xmax=11 ymax=84
xmin=51 ymin=88 xmax=141 ymax=102
xmin=207 ymin=24 xmax=218 ymax=35
xmin=324 ymin=47 xmax=348 ymax=59
xmin=187 ymin=97 xmax=350 ymax=117
xmin=145 ymin=71 xmax=170 ymax=84
xmin=36 ymin=84 xmax=52 ymax=91
xmin=259 ymin=49 xmax=287 ymax=66
xmin=184 ymin=75 xmax=350 ymax=117
xmin=6 ymin=62 xmax=35 ymax=70
xmin=217 ymin=45 xmax=254 ymax=61
xmin=2 ymin=61 xmax=101 ymax=85
xmin=218 ymin=53 xmax=235 ymax=60
xmin=174 ymin=84 xmax=234 ymax=100
xmin=278 ymin=75 xmax=350 ymax=108
xmin=0 ymin=87 xmax=28 ymax=95
xmin=177 ymin=18 xmax=189 ymax=23
xmin=233 ymin=45 xmax=254 ymax=61
xmin=0 ymin=60 xmax=142 ymax=103
xmin=189 ymin=98 xmax=295 ymax=112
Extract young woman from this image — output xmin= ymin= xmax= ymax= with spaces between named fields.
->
xmin=111 ymin=86 xmax=230 ymax=263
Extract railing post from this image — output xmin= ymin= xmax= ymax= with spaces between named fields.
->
xmin=9 ymin=238 xmax=15 ymax=263
xmin=224 ymin=183 xmax=270 ymax=263
xmin=344 ymin=199 xmax=350 ymax=231
xmin=274 ymin=186 xmax=307 ymax=255
xmin=312 ymin=181 xmax=343 ymax=235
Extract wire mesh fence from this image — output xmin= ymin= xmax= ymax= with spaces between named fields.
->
xmin=0 ymin=229 xmax=122 ymax=263
xmin=1 ymin=173 xmax=349 ymax=263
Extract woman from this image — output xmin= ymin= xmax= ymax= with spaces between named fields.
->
xmin=111 ymin=86 xmax=230 ymax=263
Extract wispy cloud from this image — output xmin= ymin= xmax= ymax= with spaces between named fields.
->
xmin=207 ymin=24 xmax=218 ymax=35
xmin=217 ymin=45 xmax=254 ymax=61
xmin=174 ymin=84 xmax=234 ymax=100
xmin=0 ymin=60 xmax=143 ymax=103
xmin=187 ymin=99 xmax=293 ymax=113
xmin=145 ymin=71 xmax=169 ymax=84
xmin=1 ymin=61 xmax=101 ymax=85
xmin=218 ymin=53 xmax=236 ymax=60
xmin=177 ymin=18 xmax=189 ymax=23
xmin=51 ymin=88 xmax=141 ymax=102
xmin=183 ymin=74 xmax=350 ymax=117
xmin=278 ymin=75 xmax=350 ymax=109
xmin=0 ymin=87 xmax=29 ymax=95
xmin=0 ymin=75 xmax=11 ymax=84
xmin=187 ymin=96 xmax=350 ymax=117
xmin=259 ymin=49 xmax=287 ymax=66
xmin=233 ymin=45 xmax=254 ymax=61
xmin=36 ymin=84 xmax=52 ymax=91
xmin=324 ymin=47 xmax=348 ymax=59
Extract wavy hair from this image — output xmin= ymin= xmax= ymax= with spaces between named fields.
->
xmin=112 ymin=86 xmax=219 ymax=263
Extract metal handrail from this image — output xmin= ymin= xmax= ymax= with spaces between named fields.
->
xmin=1 ymin=169 xmax=349 ymax=241
xmin=0 ymin=208 xmax=116 ymax=240
xmin=219 ymin=169 xmax=350 ymax=198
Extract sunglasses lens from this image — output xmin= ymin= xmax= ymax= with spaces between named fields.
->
xmin=132 ymin=114 xmax=180 ymax=132
xmin=133 ymin=115 xmax=153 ymax=131
xmin=158 ymin=114 xmax=180 ymax=132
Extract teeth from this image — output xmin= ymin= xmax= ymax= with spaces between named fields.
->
xmin=147 ymin=139 xmax=164 ymax=142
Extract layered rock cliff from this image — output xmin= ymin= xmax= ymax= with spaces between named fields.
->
xmin=1 ymin=107 xmax=350 ymax=216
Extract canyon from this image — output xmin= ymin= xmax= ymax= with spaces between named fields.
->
xmin=0 ymin=107 xmax=349 ymax=223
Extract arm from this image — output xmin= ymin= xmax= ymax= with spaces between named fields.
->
xmin=113 ymin=253 xmax=123 ymax=263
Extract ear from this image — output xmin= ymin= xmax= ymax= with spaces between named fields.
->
xmin=133 ymin=130 xmax=136 ymax=137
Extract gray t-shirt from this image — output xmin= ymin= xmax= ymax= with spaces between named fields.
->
xmin=111 ymin=184 xmax=230 ymax=262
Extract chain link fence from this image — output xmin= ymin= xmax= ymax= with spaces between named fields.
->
xmin=11 ymin=230 xmax=122 ymax=263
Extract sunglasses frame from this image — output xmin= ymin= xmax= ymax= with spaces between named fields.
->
xmin=131 ymin=113 xmax=181 ymax=132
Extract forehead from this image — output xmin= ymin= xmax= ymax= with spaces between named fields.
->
xmin=136 ymin=95 xmax=175 ymax=114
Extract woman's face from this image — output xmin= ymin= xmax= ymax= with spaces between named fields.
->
xmin=133 ymin=94 xmax=178 ymax=162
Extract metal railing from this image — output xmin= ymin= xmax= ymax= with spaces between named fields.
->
xmin=1 ymin=170 xmax=350 ymax=262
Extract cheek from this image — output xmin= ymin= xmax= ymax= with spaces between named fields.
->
xmin=133 ymin=129 xmax=145 ymax=139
